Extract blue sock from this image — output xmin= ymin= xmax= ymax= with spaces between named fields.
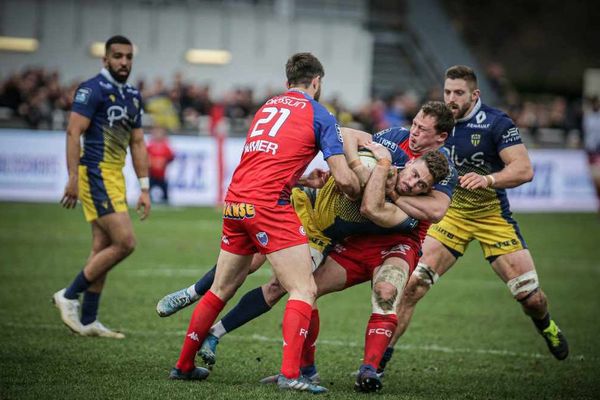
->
xmin=64 ymin=271 xmax=91 ymax=299
xmin=221 ymin=287 xmax=271 ymax=333
xmin=81 ymin=291 xmax=101 ymax=325
xmin=194 ymin=265 xmax=216 ymax=296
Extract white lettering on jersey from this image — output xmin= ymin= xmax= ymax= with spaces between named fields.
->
xmin=265 ymin=96 xmax=307 ymax=109
xmin=107 ymin=105 xmax=128 ymax=127
xmin=449 ymin=145 xmax=485 ymax=167
xmin=243 ymin=140 xmax=279 ymax=155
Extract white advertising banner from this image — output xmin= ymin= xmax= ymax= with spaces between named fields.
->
xmin=0 ymin=130 xmax=597 ymax=211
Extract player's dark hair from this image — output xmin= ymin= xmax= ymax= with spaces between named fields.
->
xmin=286 ymin=53 xmax=325 ymax=88
xmin=421 ymin=101 xmax=455 ymax=134
xmin=445 ymin=65 xmax=478 ymax=90
xmin=105 ymin=35 xmax=132 ymax=55
xmin=420 ymin=150 xmax=450 ymax=184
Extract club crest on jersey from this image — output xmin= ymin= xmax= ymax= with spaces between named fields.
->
xmin=299 ymin=226 xmax=306 ymax=236
xmin=471 ymin=133 xmax=481 ymax=146
xmin=74 ymin=87 xmax=91 ymax=104
xmin=223 ymin=202 xmax=255 ymax=219
xmin=256 ymin=232 xmax=269 ymax=247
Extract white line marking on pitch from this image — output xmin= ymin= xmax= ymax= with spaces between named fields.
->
xmin=3 ymin=321 xmax=573 ymax=360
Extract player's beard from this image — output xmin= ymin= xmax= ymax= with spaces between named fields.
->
xmin=314 ymin=86 xmax=321 ymax=102
xmin=450 ymin=101 xmax=471 ymax=120
xmin=108 ymin=66 xmax=130 ymax=84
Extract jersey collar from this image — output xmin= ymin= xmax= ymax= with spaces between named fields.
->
xmin=287 ymin=88 xmax=313 ymax=100
xmin=100 ymin=68 xmax=125 ymax=89
xmin=456 ymin=97 xmax=482 ymax=123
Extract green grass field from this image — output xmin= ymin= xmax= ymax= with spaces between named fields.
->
xmin=0 ymin=202 xmax=599 ymax=399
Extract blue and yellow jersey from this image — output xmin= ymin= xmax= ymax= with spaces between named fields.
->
xmin=445 ymin=99 xmax=522 ymax=217
xmin=71 ymin=68 xmax=143 ymax=169
xmin=306 ymin=144 xmax=416 ymax=243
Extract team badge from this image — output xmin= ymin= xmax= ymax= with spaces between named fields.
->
xmin=256 ymin=232 xmax=269 ymax=247
xmin=221 ymin=236 xmax=230 ymax=245
xmin=299 ymin=226 xmax=306 ymax=236
xmin=471 ymin=133 xmax=481 ymax=146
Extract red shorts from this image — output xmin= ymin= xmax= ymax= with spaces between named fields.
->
xmin=220 ymin=202 xmax=308 ymax=255
xmin=329 ymin=234 xmax=421 ymax=288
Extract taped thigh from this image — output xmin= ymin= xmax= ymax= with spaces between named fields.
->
xmin=507 ymin=270 xmax=539 ymax=302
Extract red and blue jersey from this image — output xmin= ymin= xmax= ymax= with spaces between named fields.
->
xmin=71 ymin=68 xmax=143 ymax=169
xmin=226 ymin=89 xmax=344 ymax=207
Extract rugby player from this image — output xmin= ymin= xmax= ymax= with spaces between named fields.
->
xmin=53 ymin=35 xmax=150 ymax=339
xmin=158 ymin=102 xmax=457 ymax=392
xmin=168 ymin=53 xmax=361 ymax=394
xmin=377 ymin=66 xmax=569 ymax=376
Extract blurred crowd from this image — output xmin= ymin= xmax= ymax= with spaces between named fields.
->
xmin=0 ymin=66 xmax=597 ymax=150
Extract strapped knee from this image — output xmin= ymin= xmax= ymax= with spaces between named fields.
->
xmin=506 ymin=270 xmax=539 ymax=302
xmin=371 ymin=264 xmax=408 ymax=315
xmin=414 ymin=262 xmax=439 ymax=287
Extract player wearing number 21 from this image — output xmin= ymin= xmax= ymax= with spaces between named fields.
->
xmin=168 ymin=53 xmax=360 ymax=393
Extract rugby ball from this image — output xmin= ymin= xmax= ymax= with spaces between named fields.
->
xmin=357 ymin=149 xmax=378 ymax=170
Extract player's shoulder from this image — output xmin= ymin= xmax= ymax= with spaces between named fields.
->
xmin=373 ymin=126 xmax=410 ymax=141
xmin=477 ymin=103 xmax=515 ymax=127
xmin=78 ymin=74 xmax=102 ymax=89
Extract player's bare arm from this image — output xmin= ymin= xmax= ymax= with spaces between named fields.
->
xmin=359 ymin=142 xmax=410 ymax=227
xmin=341 ymin=127 xmax=374 ymax=187
xmin=390 ymin=191 xmax=450 ymax=223
xmin=130 ymin=127 xmax=151 ymax=220
xmin=297 ymin=168 xmax=330 ymax=188
xmin=60 ymin=112 xmax=91 ymax=209
xmin=326 ymin=154 xmax=361 ymax=199
xmin=460 ymin=144 xmax=534 ymax=190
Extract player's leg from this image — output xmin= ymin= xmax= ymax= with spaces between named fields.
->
xmin=156 ymin=253 xmax=267 ymax=317
xmin=491 ymin=249 xmax=568 ymax=360
xmin=199 ymin=273 xmax=287 ymax=366
xmin=357 ymin=258 xmax=409 ymax=393
xmin=172 ymin=249 xmax=253 ymax=379
xmin=377 ymin=227 xmax=464 ymax=375
xmin=53 ymin=221 xmax=110 ymax=333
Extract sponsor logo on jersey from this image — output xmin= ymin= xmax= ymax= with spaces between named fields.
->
xmin=448 ymin=145 xmax=485 ymax=167
xmin=109 ymin=94 xmax=116 ymax=103
xmin=106 ymin=105 xmax=129 ymax=127
xmin=471 ymin=133 xmax=481 ymax=146
xmin=99 ymin=81 xmax=113 ymax=90
xmin=223 ymin=202 xmax=255 ymax=219
xmin=256 ymin=231 xmax=269 ymax=247
xmin=466 ymin=123 xmax=491 ymax=129
xmin=74 ymin=87 xmax=91 ymax=104
xmin=475 ymin=110 xmax=487 ymax=124
xmin=502 ymin=127 xmax=521 ymax=143
xmin=375 ymin=137 xmax=399 ymax=153
xmin=335 ymin=123 xmax=343 ymax=143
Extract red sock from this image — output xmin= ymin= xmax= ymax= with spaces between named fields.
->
xmin=175 ymin=290 xmax=225 ymax=372
xmin=280 ymin=299 xmax=312 ymax=379
xmin=301 ymin=309 xmax=320 ymax=369
xmin=363 ymin=313 xmax=398 ymax=369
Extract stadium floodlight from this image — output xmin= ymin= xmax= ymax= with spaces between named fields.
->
xmin=89 ymin=41 xmax=139 ymax=58
xmin=0 ymin=36 xmax=38 ymax=52
xmin=185 ymin=49 xmax=231 ymax=65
